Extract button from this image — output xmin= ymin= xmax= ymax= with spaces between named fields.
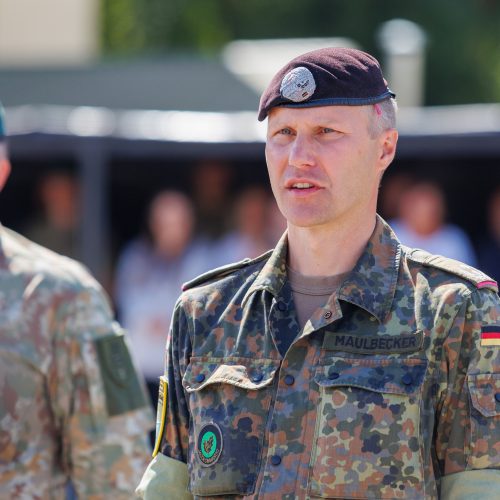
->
xmin=324 ymin=311 xmax=332 ymax=319
xmin=195 ymin=373 xmax=206 ymax=383
xmin=270 ymin=455 xmax=281 ymax=466
xmin=401 ymin=373 xmax=413 ymax=385
xmin=277 ymin=301 xmax=286 ymax=312
xmin=252 ymin=373 xmax=264 ymax=383
xmin=284 ymin=374 xmax=295 ymax=386
xmin=495 ymin=393 xmax=500 ymax=403
xmin=328 ymin=371 xmax=340 ymax=380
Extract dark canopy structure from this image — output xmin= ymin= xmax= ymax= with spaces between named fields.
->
xmin=1 ymin=58 xmax=499 ymax=283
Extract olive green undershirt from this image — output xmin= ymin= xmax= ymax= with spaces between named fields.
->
xmin=287 ymin=266 xmax=349 ymax=330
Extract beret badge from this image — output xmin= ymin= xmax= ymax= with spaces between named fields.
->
xmin=280 ymin=66 xmax=316 ymax=103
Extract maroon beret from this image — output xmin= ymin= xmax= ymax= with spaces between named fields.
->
xmin=258 ymin=47 xmax=395 ymax=121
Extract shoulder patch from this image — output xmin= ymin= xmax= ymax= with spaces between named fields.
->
xmin=406 ymin=248 xmax=498 ymax=293
xmin=94 ymin=333 xmax=148 ymax=416
xmin=181 ymin=250 xmax=273 ymax=291
xmin=152 ymin=376 xmax=168 ymax=457
xmin=481 ymin=326 xmax=500 ymax=347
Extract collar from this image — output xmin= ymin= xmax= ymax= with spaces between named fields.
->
xmin=242 ymin=231 xmax=289 ymax=306
xmin=242 ymin=215 xmax=401 ymax=323
xmin=337 ymin=215 xmax=401 ymax=323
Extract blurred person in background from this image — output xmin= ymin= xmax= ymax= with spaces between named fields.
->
xmin=478 ymin=186 xmax=500 ymax=282
xmin=378 ymin=172 xmax=414 ymax=220
xmin=217 ymin=185 xmax=286 ymax=262
xmin=24 ymin=170 xmax=81 ymax=260
xmin=191 ymin=160 xmax=233 ymax=242
xmin=114 ymin=190 xmax=209 ymax=417
xmin=0 ymin=102 xmax=153 ymax=498
xmin=390 ymin=180 xmax=477 ymax=265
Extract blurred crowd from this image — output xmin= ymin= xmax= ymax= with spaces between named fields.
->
xmin=379 ymin=175 xmax=500 ymax=281
xmin=381 ymin=176 xmax=478 ymax=266
xmin=22 ymin=162 xmax=286 ymax=435
xmin=22 ymin=163 xmax=500 ymax=430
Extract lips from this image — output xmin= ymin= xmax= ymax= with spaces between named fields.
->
xmin=284 ymin=182 xmax=322 ymax=199
xmin=285 ymin=178 xmax=320 ymax=189
xmin=284 ymin=179 xmax=322 ymax=195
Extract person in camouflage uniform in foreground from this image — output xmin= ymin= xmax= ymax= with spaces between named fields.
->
xmin=137 ymin=48 xmax=500 ymax=499
xmin=0 ymin=103 xmax=154 ymax=498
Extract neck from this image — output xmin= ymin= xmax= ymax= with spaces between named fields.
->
xmin=287 ymin=213 xmax=377 ymax=276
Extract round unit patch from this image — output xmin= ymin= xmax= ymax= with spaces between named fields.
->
xmin=197 ymin=423 xmax=223 ymax=467
xmin=280 ymin=66 xmax=316 ymax=102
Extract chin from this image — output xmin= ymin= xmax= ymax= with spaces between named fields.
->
xmin=286 ymin=215 xmax=331 ymax=229
xmin=279 ymin=203 xmax=336 ymax=229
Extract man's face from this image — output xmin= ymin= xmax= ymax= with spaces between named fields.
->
xmin=265 ymin=105 xmax=396 ymax=231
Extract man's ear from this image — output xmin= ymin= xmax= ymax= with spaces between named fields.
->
xmin=379 ymin=128 xmax=398 ymax=171
xmin=0 ymin=158 xmax=11 ymax=191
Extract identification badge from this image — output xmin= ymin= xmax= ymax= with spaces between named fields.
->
xmin=323 ymin=330 xmax=424 ymax=354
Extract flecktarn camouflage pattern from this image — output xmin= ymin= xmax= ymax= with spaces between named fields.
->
xmin=0 ymin=226 xmax=154 ymax=499
xmin=138 ymin=215 xmax=500 ymax=499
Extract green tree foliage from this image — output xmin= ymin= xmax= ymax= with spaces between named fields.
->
xmin=101 ymin=0 xmax=500 ymax=104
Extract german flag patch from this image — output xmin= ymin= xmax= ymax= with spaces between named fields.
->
xmin=481 ymin=326 xmax=500 ymax=347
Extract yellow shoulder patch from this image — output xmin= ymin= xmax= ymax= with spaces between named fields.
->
xmin=152 ymin=376 xmax=168 ymax=458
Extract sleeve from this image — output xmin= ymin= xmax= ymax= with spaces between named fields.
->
xmin=51 ymin=284 xmax=155 ymax=499
xmin=136 ymin=297 xmax=193 ymax=499
xmin=436 ymin=288 xmax=500 ymax=498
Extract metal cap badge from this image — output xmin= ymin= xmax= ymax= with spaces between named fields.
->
xmin=280 ymin=67 xmax=316 ymax=103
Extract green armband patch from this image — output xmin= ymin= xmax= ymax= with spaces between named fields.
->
xmin=94 ymin=333 xmax=147 ymax=416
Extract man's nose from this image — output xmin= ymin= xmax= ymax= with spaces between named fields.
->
xmin=288 ymin=134 xmax=315 ymax=169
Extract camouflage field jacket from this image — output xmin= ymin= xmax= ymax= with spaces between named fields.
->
xmin=0 ymin=226 xmax=154 ymax=499
xmin=140 ymin=216 xmax=500 ymax=499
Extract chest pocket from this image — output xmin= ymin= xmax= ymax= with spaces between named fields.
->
xmin=183 ymin=356 xmax=280 ymax=497
xmin=467 ymin=373 xmax=500 ymax=469
xmin=310 ymin=356 xmax=427 ymax=499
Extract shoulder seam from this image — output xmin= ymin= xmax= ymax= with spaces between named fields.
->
xmin=181 ymin=250 xmax=272 ymax=291
xmin=405 ymin=247 xmax=498 ymax=293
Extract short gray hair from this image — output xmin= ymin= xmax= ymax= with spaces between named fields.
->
xmin=367 ymin=98 xmax=397 ymax=138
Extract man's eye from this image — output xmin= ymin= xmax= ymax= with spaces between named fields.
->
xmin=322 ymin=127 xmax=335 ymax=133
xmin=279 ymin=128 xmax=293 ymax=135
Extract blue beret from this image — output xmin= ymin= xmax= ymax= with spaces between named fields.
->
xmin=258 ymin=47 xmax=395 ymax=121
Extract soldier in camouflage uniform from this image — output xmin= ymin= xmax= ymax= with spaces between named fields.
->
xmin=137 ymin=48 xmax=500 ymax=499
xmin=0 ymin=103 xmax=155 ymax=498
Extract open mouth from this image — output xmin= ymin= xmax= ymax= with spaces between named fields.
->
xmin=291 ymin=182 xmax=315 ymax=189
xmin=287 ymin=181 xmax=321 ymax=194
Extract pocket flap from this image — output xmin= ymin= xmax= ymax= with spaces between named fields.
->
xmin=314 ymin=357 xmax=427 ymax=396
xmin=468 ymin=373 xmax=500 ymax=417
xmin=183 ymin=357 xmax=280 ymax=393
